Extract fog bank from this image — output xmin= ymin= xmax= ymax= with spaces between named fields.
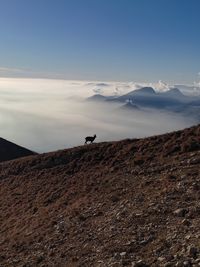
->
xmin=0 ymin=78 xmax=196 ymax=152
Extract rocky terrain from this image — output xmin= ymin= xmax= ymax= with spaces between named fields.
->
xmin=0 ymin=125 xmax=200 ymax=266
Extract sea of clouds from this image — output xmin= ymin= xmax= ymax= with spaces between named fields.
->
xmin=0 ymin=78 xmax=198 ymax=152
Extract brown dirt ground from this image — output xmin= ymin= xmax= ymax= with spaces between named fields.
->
xmin=0 ymin=125 xmax=200 ymax=266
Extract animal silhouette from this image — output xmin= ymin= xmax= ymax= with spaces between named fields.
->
xmin=85 ymin=134 xmax=96 ymax=144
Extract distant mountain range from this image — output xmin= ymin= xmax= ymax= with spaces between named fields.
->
xmin=87 ymin=87 xmax=200 ymax=121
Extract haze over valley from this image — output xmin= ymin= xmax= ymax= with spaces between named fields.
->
xmin=0 ymin=78 xmax=198 ymax=152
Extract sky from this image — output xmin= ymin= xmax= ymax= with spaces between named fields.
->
xmin=0 ymin=0 xmax=200 ymax=83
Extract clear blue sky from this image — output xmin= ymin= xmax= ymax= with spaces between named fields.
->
xmin=0 ymin=0 xmax=199 ymax=83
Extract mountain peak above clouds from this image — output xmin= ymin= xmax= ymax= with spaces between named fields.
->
xmin=86 ymin=94 xmax=107 ymax=102
xmin=161 ymin=87 xmax=185 ymax=98
xmin=126 ymin=87 xmax=156 ymax=96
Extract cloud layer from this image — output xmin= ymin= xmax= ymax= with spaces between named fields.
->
xmin=0 ymin=78 xmax=197 ymax=152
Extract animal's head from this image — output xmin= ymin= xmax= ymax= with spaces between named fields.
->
xmin=94 ymin=134 xmax=96 ymax=138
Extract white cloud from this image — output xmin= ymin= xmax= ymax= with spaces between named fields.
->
xmin=154 ymin=80 xmax=171 ymax=91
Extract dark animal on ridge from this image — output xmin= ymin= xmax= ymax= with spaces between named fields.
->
xmin=85 ymin=134 xmax=96 ymax=144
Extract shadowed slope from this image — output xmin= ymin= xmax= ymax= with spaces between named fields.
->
xmin=0 ymin=137 xmax=36 ymax=162
xmin=0 ymin=125 xmax=200 ymax=266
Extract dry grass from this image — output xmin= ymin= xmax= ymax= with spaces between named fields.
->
xmin=0 ymin=124 xmax=200 ymax=266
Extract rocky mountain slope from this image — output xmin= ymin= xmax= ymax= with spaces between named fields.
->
xmin=0 ymin=137 xmax=36 ymax=162
xmin=0 ymin=125 xmax=200 ymax=266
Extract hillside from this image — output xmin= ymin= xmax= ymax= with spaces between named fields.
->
xmin=0 ymin=125 xmax=200 ymax=266
xmin=0 ymin=137 xmax=36 ymax=162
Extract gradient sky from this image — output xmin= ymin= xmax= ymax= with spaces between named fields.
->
xmin=0 ymin=0 xmax=199 ymax=83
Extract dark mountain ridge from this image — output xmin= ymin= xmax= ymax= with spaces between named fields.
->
xmin=0 ymin=137 xmax=36 ymax=162
xmin=125 ymin=87 xmax=156 ymax=96
xmin=162 ymin=88 xmax=185 ymax=98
